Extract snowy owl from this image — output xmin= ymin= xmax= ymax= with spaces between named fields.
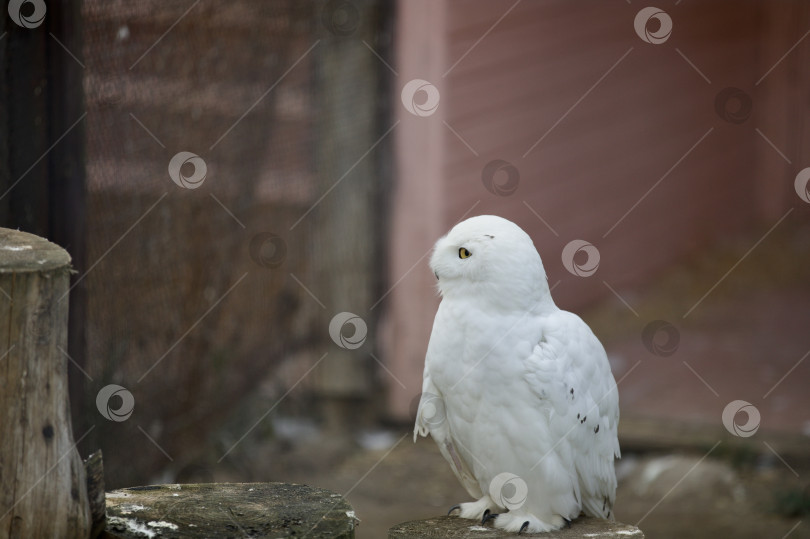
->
xmin=414 ymin=215 xmax=620 ymax=534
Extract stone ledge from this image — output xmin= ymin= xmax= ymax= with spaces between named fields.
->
xmin=389 ymin=515 xmax=643 ymax=538
xmin=103 ymin=482 xmax=357 ymax=538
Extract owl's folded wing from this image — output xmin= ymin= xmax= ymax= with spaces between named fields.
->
xmin=523 ymin=310 xmax=620 ymax=519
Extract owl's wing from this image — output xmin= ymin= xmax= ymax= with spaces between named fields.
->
xmin=414 ymin=375 xmax=484 ymax=499
xmin=524 ymin=310 xmax=620 ymax=519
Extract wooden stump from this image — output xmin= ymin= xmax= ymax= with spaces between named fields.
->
xmin=104 ymin=483 xmax=358 ymax=538
xmin=388 ymin=516 xmax=644 ymax=538
xmin=84 ymin=450 xmax=107 ymax=538
xmin=0 ymin=228 xmax=92 ymax=538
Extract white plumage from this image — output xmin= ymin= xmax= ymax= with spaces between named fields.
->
xmin=414 ymin=215 xmax=620 ymax=534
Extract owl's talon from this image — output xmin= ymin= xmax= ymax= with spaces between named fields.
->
xmin=563 ymin=517 xmax=571 ymax=528
xmin=481 ymin=510 xmax=498 ymax=525
xmin=447 ymin=504 xmax=461 ymax=516
xmin=518 ymin=521 xmax=530 ymax=534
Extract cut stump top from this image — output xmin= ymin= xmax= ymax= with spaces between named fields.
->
xmin=388 ymin=515 xmax=644 ymax=538
xmin=104 ymin=482 xmax=357 ymax=539
xmin=0 ymin=228 xmax=71 ymax=273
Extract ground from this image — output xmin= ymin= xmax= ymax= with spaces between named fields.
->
xmin=215 ymin=431 xmax=808 ymax=538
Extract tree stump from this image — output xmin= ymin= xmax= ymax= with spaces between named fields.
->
xmin=388 ymin=516 xmax=644 ymax=538
xmin=0 ymin=228 xmax=92 ymax=538
xmin=103 ymin=483 xmax=358 ymax=538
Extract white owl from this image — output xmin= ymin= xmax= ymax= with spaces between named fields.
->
xmin=414 ymin=215 xmax=620 ymax=534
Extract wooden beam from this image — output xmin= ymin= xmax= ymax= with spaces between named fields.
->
xmin=46 ymin=0 xmax=90 ymax=457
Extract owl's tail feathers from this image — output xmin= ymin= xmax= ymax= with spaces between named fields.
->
xmin=581 ymin=493 xmax=615 ymax=521
xmin=413 ymin=423 xmax=429 ymax=442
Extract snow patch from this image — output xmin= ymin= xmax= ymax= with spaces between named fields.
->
xmin=147 ymin=521 xmax=178 ymax=530
xmin=118 ymin=504 xmax=145 ymax=514
xmin=638 ymin=455 xmax=678 ymax=494
xmin=584 ymin=532 xmax=641 ymax=537
xmin=107 ymin=516 xmax=156 ymax=538
xmin=346 ymin=510 xmax=359 ymax=530
xmin=272 ymin=416 xmax=320 ymax=442
xmin=357 ymin=429 xmax=398 ymax=451
xmin=3 ymin=245 xmax=32 ymax=251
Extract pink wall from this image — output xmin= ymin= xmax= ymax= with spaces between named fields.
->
xmin=383 ymin=0 xmax=806 ymax=420
xmin=381 ymin=0 xmax=447 ymax=419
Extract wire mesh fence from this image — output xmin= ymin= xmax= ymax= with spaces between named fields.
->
xmin=79 ymin=0 xmax=391 ymax=486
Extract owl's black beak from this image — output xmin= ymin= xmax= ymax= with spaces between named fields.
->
xmin=434 ymin=271 xmax=440 ymax=281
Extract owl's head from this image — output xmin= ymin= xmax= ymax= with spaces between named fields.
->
xmin=429 ymin=215 xmax=553 ymax=309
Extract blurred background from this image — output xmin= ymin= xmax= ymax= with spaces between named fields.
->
xmin=1 ymin=0 xmax=809 ymax=537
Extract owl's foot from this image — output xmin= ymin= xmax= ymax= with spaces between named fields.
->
xmin=481 ymin=509 xmax=499 ymax=525
xmin=448 ymin=495 xmax=499 ymax=521
xmin=494 ymin=512 xmax=566 ymax=533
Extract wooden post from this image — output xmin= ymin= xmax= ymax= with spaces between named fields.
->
xmin=46 ymin=0 xmax=90 ymax=451
xmin=312 ymin=0 xmax=387 ymax=432
xmin=0 ymin=228 xmax=91 ymax=538
xmin=104 ymin=482 xmax=358 ymax=538
xmin=0 ymin=0 xmax=90 ymax=458
xmin=84 ymin=451 xmax=106 ymax=539
xmin=389 ymin=516 xmax=644 ymax=538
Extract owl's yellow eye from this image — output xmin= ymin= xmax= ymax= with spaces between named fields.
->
xmin=459 ymin=247 xmax=472 ymax=259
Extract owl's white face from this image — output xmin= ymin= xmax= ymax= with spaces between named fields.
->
xmin=429 ymin=215 xmax=552 ymax=310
